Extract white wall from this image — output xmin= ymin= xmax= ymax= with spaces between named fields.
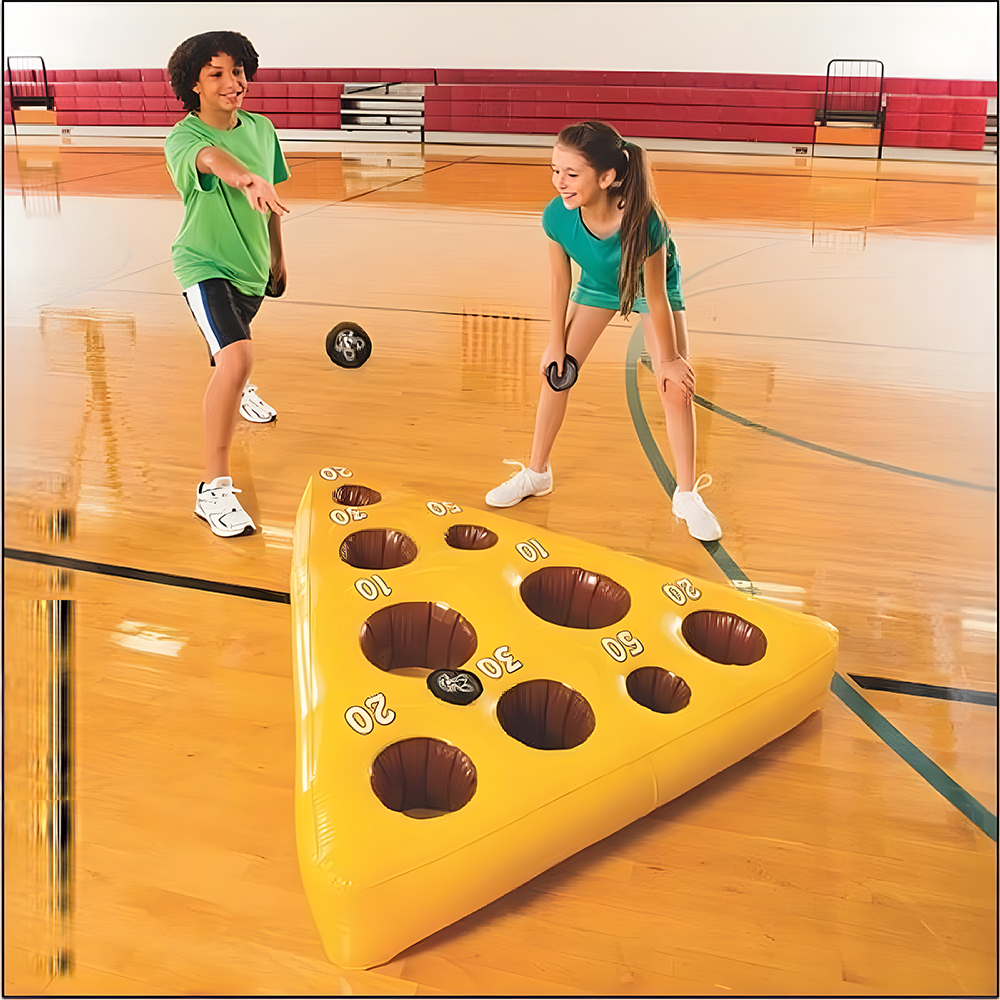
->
xmin=3 ymin=1 xmax=997 ymax=80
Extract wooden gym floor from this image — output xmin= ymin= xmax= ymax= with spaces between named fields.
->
xmin=3 ymin=137 xmax=997 ymax=997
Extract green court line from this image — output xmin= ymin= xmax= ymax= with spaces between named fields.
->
xmin=637 ymin=354 xmax=995 ymax=493
xmin=624 ymin=322 xmax=998 ymax=840
xmin=831 ymin=673 xmax=998 ymax=842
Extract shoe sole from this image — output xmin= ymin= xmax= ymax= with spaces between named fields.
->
xmin=672 ymin=510 xmax=722 ymax=542
xmin=485 ymin=485 xmax=553 ymax=508
xmin=195 ymin=511 xmax=256 ymax=537
xmin=241 ymin=410 xmax=277 ymax=423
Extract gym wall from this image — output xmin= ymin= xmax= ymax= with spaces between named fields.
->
xmin=3 ymin=1 xmax=997 ymax=82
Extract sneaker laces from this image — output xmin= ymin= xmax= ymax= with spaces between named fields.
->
xmin=499 ymin=459 xmax=552 ymax=483
xmin=691 ymin=473 xmax=713 ymax=496
xmin=203 ymin=482 xmax=242 ymax=498
xmin=500 ymin=459 xmax=528 ymax=481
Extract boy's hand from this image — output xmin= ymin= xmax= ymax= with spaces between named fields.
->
xmin=240 ymin=173 xmax=289 ymax=216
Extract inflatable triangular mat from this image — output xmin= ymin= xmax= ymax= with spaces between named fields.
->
xmin=291 ymin=462 xmax=838 ymax=969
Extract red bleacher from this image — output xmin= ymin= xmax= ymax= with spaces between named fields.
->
xmin=7 ymin=66 xmax=995 ymax=151
xmin=425 ymin=70 xmax=992 ymax=151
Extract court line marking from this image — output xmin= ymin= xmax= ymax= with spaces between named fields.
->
xmin=686 ymin=325 xmax=993 ymax=357
xmin=832 ymin=674 xmax=997 ymax=842
xmin=450 ymin=158 xmax=991 ymax=189
xmin=849 ymin=674 xmax=997 ymax=706
xmin=625 ymin=322 xmax=998 ymax=841
xmin=3 ymin=548 xmax=291 ymax=605
xmin=637 ymin=355 xmax=995 ymax=492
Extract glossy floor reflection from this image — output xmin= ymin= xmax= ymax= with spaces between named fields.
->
xmin=4 ymin=138 xmax=997 ymax=996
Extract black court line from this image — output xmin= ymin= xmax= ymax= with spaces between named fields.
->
xmin=637 ymin=355 xmax=995 ymax=493
xmin=850 ymin=674 xmax=998 ymax=706
xmin=3 ymin=548 xmax=291 ymax=605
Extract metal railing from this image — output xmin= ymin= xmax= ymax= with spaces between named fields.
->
xmin=820 ymin=59 xmax=884 ymax=126
xmin=6 ymin=55 xmax=54 ymax=108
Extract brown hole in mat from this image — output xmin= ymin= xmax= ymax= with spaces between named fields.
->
xmin=520 ymin=566 xmax=630 ymax=629
xmin=339 ymin=529 xmax=417 ymax=570
xmin=681 ymin=610 xmax=767 ymax=665
xmin=360 ymin=602 xmax=478 ymax=675
xmin=445 ymin=524 xmax=498 ymax=550
xmin=371 ymin=738 xmax=477 ymax=816
xmin=626 ymin=666 xmax=692 ymax=713
xmin=497 ymin=679 xmax=595 ymax=750
xmin=333 ymin=484 xmax=382 ymax=506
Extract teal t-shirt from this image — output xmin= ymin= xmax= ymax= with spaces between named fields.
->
xmin=541 ymin=195 xmax=685 ymax=313
xmin=165 ymin=110 xmax=290 ymax=297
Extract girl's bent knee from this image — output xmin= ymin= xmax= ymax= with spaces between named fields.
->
xmin=660 ymin=379 xmax=690 ymax=406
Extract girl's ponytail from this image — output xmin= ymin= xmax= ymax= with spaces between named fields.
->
xmin=615 ymin=140 xmax=662 ymax=316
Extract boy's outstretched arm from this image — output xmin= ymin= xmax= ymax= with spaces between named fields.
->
xmin=195 ymin=145 xmax=289 ymax=216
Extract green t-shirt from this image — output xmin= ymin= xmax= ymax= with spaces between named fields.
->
xmin=541 ymin=195 xmax=684 ymax=313
xmin=165 ymin=110 xmax=290 ymax=297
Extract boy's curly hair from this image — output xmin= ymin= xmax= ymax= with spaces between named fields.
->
xmin=168 ymin=31 xmax=259 ymax=112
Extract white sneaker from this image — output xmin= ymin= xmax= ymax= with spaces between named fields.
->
xmin=195 ymin=477 xmax=256 ymax=537
xmin=672 ymin=473 xmax=722 ymax=541
xmin=240 ymin=383 xmax=276 ymax=423
xmin=485 ymin=460 xmax=553 ymax=508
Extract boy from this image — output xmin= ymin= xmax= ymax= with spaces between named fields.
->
xmin=165 ymin=30 xmax=289 ymax=537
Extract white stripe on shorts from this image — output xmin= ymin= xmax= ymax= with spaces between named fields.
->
xmin=183 ymin=282 xmax=224 ymax=356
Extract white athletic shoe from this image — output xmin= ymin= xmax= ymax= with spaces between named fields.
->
xmin=672 ymin=473 xmax=722 ymax=542
xmin=195 ymin=477 xmax=256 ymax=537
xmin=240 ymin=383 xmax=277 ymax=423
xmin=485 ymin=460 xmax=553 ymax=508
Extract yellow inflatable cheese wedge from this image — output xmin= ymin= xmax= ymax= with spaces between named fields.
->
xmin=290 ymin=462 xmax=839 ymax=969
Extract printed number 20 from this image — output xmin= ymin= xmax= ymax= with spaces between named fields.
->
xmin=345 ymin=692 xmax=395 ymax=735
xmin=662 ymin=578 xmax=702 ymax=606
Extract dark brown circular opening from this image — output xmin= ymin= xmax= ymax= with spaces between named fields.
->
xmin=681 ymin=610 xmax=767 ymax=665
xmin=333 ymin=484 xmax=382 ymax=506
xmin=371 ymin=738 xmax=477 ymax=817
xmin=360 ymin=602 xmax=478 ymax=675
xmin=626 ymin=667 xmax=691 ymax=713
xmin=339 ymin=528 xmax=417 ymax=570
xmin=520 ymin=566 xmax=631 ymax=629
xmin=445 ymin=524 xmax=499 ymax=550
xmin=496 ymin=679 xmax=595 ymax=750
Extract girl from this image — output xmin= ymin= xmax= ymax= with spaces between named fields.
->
xmin=485 ymin=121 xmax=721 ymax=542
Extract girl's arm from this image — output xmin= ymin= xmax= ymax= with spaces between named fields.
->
xmin=644 ymin=245 xmax=695 ymax=401
xmin=542 ymin=239 xmax=573 ymax=375
xmin=195 ymin=145 xmax=289 ymax=217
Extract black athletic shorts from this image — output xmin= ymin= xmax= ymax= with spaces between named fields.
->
xmin=183 ymin=278 xmax=264 ymax=366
